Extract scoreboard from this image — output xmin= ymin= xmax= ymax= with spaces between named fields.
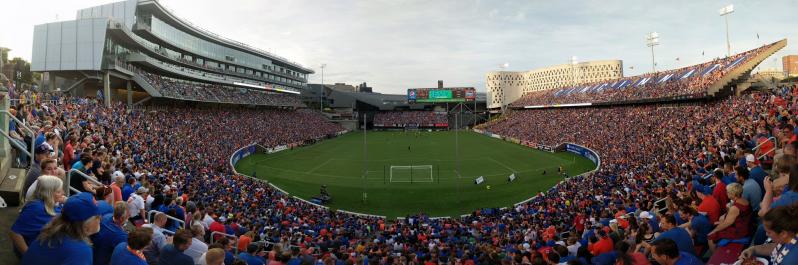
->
xmin=407 ymin=87 xmax=476 ymax=103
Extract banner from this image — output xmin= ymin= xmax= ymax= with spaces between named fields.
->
xmin=565 ymin=143 xmax=600 ymax=165
xmin=474 ymin=176 xmax=485 ymax=185
xmin=267 ymin=145 xmax=289 ymax=154
xmin=231 ymin=145 xmax=257 ymax=165
xmin=537 ymin=144 xmax=553 ymax=152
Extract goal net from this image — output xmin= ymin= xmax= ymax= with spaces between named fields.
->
xmin=389 ymin=165 xmax=433 ymax=183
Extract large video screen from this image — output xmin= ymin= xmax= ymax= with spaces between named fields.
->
xmin=408 ymin=87 xmax=476 ymax=103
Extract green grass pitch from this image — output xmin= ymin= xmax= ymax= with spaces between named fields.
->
xmin=234 ymin=130 xmax=596 ymax=218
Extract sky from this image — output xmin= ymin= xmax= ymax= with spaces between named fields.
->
xmin=1 ymin=0 xmax=796 ymax=94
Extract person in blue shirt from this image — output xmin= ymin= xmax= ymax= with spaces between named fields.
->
xmin=110 ymin=227 xmax=152 ymax=265
xmin=217 ymin=237 xmax=236 ymax=265
xmin=651 ymin=238 xmax=703 ymax=265
xmin=157 ymin=229 xmax=194 ymax=265
xmin=746 ymin=154 xmax=768 ymax=194
xmin=121 ymin=177 xmax=136 ymax=202
xmin=287 ymin=247 xmax=302 ymax=265
xmin=239 ymin=244 xmax=267 ymax=265
xmin=739 ymin=204 xmax=798 ymax=265
xmin=92 ymin=201 xmax=129 ymax=265
xmin=722 ymin=161 xmax=738 ymax=185
xmin=768 ymin=173 xmax=798 ymax=210
xmin=34 ymin=131 xmax=46 ymax=148
xmin=678 ymin=207 xmax=712 ymax=256
xmin=21 ymin=192 xmax=103 ymax=265
xmin=653 ymin=214 xmax=695 ymax=256
xmin=737 ymin=166 xmax=763 ymax=214
xmin=10 ymin=175 xmax=64 ymax=257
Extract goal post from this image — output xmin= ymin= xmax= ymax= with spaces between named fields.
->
xmin=389 ymin=165 xmax=434 ymax=183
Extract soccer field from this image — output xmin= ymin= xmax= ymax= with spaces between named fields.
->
xmin=234 ymin=131 xmax=596 ymax=218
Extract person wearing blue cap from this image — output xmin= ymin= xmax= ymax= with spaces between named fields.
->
xmin=22 ymin=144 xmax=54 ymax=194
xmin=20 ymin=192 xmax=103 ymax=265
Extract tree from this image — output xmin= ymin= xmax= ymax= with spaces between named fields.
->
xmin=10 ymin=57 xmax=33 ymax=84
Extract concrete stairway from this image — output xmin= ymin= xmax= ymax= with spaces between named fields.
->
xmin=706 ymin=39 xmax=788 ymax=97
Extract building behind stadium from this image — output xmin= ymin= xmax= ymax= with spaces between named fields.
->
xmin=784 ymin=55 xmax=798 ymax=78
xmin=30 ymin=0 xmax=312 ymax=106
xmin=486 ymin=60 xmax=623 ymax=110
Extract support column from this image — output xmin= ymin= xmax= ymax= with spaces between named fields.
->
xmin=48 ymin=72 xmax=56 ymax=92
xmin=103 ymin=72 xmax=111 ymax=107
xmin=126 ymin=80 xmax=132 ymax=107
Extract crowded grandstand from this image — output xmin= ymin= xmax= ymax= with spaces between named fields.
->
xmin=2 ymin=1 xmax=798 ymax=265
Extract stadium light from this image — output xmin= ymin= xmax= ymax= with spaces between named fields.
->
xmin=320 ymin=63 xmax=326 ymax=112
xmin=646 ymin=32 xmax=660 ymax=73
xmin=719 ymin=4 xmax=734 ymax=57
xmin=570 ymin=56 xmax=579 ymax=86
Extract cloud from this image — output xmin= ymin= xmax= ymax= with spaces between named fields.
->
xmin=488 ymin=9 xmax=499 ymax=19
xmin=1 ymin=0 xmax=796 ymax=95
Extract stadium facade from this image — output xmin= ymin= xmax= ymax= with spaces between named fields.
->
xmin=31 ymin=0 xmax=313 ymax=106
xmin=486 ymin=60 xmax=622 ymax=110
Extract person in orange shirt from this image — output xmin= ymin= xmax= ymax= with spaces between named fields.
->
xmin=589 ymin=230 xmax=614 ymax=256
xmin=237 ymin=231 xmax=254 ymax=252
xmin=110 ymin=172 xmax=125 ymax=203
xmin=711 ymin=171 xmax=729 ymax=213
xmin=695 ymin=190 xmax=721 ymax=223
xmin=543 ymin=225 xmax=557 ymax=242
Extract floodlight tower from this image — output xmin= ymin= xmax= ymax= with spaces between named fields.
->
xmin=719 ymin=4 xmax=734 ymax=57
xmin=646 ymin=32 xmax=660 ymax=73
xmin=570 ymin=56 xmax=579 ymax=87
xmin=320 ymin=63 xmax=326 ymax=112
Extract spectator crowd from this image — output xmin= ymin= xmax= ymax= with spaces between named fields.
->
xmin=138 ymin=70 xmax=303 ymax=107
xmin=5 ymin=81 xmax=798 ymax=265
xmin=374 ymin=111 xmax=448 ymax=127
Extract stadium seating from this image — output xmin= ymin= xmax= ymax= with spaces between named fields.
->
xmin=512 ymin=40 xmax=783 ymax=106
xmin=136 ymin=68 xmax=304 ymax=107
xmin=373 ymin=111 xmax=447 ymax=127
xmin=6 ymin=80 xmax=798 ymax=264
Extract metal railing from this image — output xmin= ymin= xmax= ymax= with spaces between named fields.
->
xmin=65 ymin=169 xmax=104 ymax=196
xmin=0 ymin=110 xmax=35 ymax=159
xmin=252 ymin=240 xmax=320 ymax=255
xmin=147 ymin=210 xmax=187 ymax=230
xmin=0 ymin=128 xmax=31 ymax=159
xmin=210 ymin=231 xmax=239 ymax=254
xmin=752 ymin=136 xmax=778 ymax=160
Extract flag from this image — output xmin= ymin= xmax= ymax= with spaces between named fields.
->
xmin=757 ymin=33 xmax=760 ymax=39
xmin=675 ymin=57 xmax=680 ymax=61
xmin=629 ymin=66 xmax=635 ymax=70
xmin=702 ymin=51 xmax=705 ymax=56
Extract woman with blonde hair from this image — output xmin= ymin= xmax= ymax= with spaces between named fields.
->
xmin=708 ymin=182 xmax=752 ymax=253
xmin=9 ymin=175 xmax=65 ymax=256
